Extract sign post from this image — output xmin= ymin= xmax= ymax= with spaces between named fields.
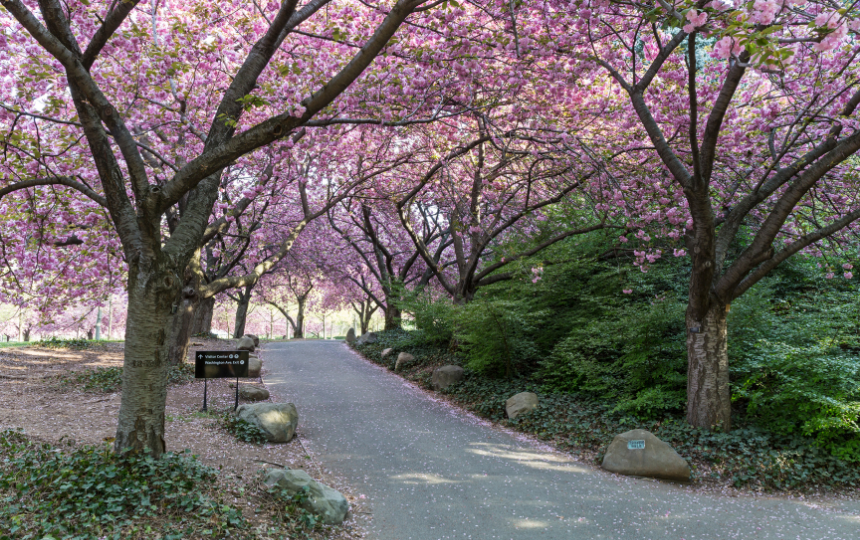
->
xmin=194 ymin=350 xmax=250 ymax=411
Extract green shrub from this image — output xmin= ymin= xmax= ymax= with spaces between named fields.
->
xmin=733 ymin=343 xmax=860 ymax=461
xmin=538 ymin=295 xmax=687 ymax=418
xmin=0 ymin=430 xmax=247 ymax=538
xmin=397 ymin=291 xmax=456 ymax=347
xmin=453 ymin=299 xmax=545 ymax=377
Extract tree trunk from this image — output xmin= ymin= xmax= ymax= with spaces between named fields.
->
xmin=166 ymin=289 xmax=197 ymax=366
xmin=114 ymin=265 xmax=178 ymax=457
xmin=686 ymin=303 xmax=731 ymax=431
xmin=233 ymin=285 xmax=253 ymax=338
xmin=191 ymin=296 xmax=215 ymax=336
xmin=294 ymin=296 xmax=306 ymax=339
xmin=383 ymin=304 xmax=401 ymax=330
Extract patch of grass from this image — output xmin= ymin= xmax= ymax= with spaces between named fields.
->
xmin=353 ymin=330 xmax=860 ymax=493
xmin=0 ymin=429 xmax=248 ymax=539
xmin=57 ymin=362 xmax=196 ymax=393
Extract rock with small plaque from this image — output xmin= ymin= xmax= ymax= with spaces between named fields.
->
xmin=601 ymin=429 xmax=690 ymax=481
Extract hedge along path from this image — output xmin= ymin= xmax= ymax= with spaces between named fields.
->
xmin=262 ymin=340 xmax=860 ymax=540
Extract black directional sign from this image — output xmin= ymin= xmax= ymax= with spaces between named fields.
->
xmin=194 ymin=350 xmax=250 ymax=379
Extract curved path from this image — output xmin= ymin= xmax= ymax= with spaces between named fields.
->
xmin=264 ymin=340 xmax=859 ymax=540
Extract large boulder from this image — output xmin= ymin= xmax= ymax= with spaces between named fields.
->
xmin=395 ymin=352 xmax=415 ymax=371
xmin=263 ymin=468 xmax=349 ymax=525
xmin=235 ymin=403 xmax=298 ymax=443
xmin=381 ymin=348 xmax=393 ymax=359
xmin=601 ymin=429 xmax=691 ymax=482
xmin=248 ymin=356 xmax=262 ymax=378
xmin=356 ymin=332 xmax=378 ymax=345
xmin=239 ymin=385 xmax=269 ymax=401
xmin=506 ymin=392 xmax=539 ymax=419
xmin=345 ymin=328 xmax=356 ymax=344
xmin=431 ymin=365 xmax=464 ymax=390
xmin=245 ymin=334 xmax=260 ymax=347
xmin=236 ymin=336 xmax=255 ymax=352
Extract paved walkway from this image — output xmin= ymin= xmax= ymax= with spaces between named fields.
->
xmin=263 ymin=340 xmax=860 ymax=540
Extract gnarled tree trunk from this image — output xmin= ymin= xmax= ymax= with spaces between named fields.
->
xmin=293 ymin=294 xmax=307 ymax=339
xmin=192 ymin=296 xmax=215 ymax=335
xmin=686 ymin=302 xmax=730 ymax=431
xmin=383 ymin=304 xmax=401 ymax=330
xmin=233 ymin=285 xmax=254 ymax=338
xmin=115 ymin=264 xmax=179 ymax=457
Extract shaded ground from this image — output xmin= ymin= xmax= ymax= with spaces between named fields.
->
xmin=0 ymin=339 xmax=369 ymax=538
xmin=265 ymin=340 xmax=860 ymax=540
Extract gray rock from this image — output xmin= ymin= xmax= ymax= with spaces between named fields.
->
xmin=345 ymin=328 xmax=356 ymax=344
xmin=395 ymin=352 xmax=415 ymax=371
xmin=263 ymin=468 xmax=349 ymax=525
xmin=236 ymin=336 xmax=255 ymax=352
xmin=239 ymin=385 xmax=269 ymax=401
xmin=248 ymin=356 xmax=262 ymax=378
xmin=245 ymin=334 xmax=260 ymax=347
xmin=506 ymin=392 xmax=539 ymax=419
xmin=381 ymin=348 xmax=393 ymax=359
xmin=235 ymin=403 xmax=298 ymax=443
xmin=431 ymin=365 xmax=464 ymax=390
xmin=601 ymin=429 xmax=691 ymax=482
xmin=356 ymin=332 xmax=378 ymax=345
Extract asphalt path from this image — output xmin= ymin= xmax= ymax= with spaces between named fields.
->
xmin=263 ymin=340 xmax=860 ymax=540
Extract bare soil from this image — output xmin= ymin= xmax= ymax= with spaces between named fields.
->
xmin=0 ymin=339 xmax=369 ymax=539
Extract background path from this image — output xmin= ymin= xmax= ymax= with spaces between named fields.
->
xmin=264 ymin=340 xmax=860 ymax=540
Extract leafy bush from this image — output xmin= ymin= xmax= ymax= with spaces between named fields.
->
xmin=453 ymin=299 xmax=545 ymax=377
xmin=0 ymin=430 xmax=247 ymax=538
xmin=539 ymin=295 xmax=687 ymax=418
xmin=222 ymin=413 xmax=269 ymax=444
xmin=396 ymin=290 xmax=456 ymax=347
xmin=733 ymin=343 xmax=860 ymax=461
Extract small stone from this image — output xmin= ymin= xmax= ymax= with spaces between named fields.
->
xmin=239 ymin=385 xmax=269 ymax=401
xmin=601 ymin=429 xmax=690 ymax=482
xmin=236 ymin=336 xmax=255 ymax=352
xmin=356 ymin=331 xmax=378 ymax=345
xmin=431 ymin=365 xmax=464 ymax=390
xmin=235 ymin=403 xmax=298 ymax=443
xmin=506 ymin=392 xmax=539 ymax=419
xmin=345 ymin=328 xmax=356 ymax=344
xmin=248 ymin=356 xmax=262 ymax=378
xmin=395 ymin=352 xmax=415 ymax=371
xmin=381 ymin=348 xmax=393 ymax=359
xmin=263 ymin=468 xmax=349 ymax=525
xmin=245 ymin=334 xmax=260 ymax=347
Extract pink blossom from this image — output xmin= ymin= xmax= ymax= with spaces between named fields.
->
xmin=683 ymin=10 xmax=708 ymax=33
xmin=846 ymin=272 xmax=854 ymax=279
xmin=623 ymin=289 xmax=632 ymax=294
xmin=843 ymin=263 xmax=853 ymax=270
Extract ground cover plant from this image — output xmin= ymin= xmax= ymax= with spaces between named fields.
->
xmin=0 ymin=429 xmax=248 ymax=539
xmin=56 ymin=362 xmax=196 ymax=393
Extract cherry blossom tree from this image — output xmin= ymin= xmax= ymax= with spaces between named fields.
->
xmin=574 ymin=0 xmax=860 ymax=429
xmin=0 ymin=0 xmax=446 ymax=455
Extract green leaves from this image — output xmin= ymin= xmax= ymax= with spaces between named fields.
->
xmin=0 ymin=431 xmax=249 ymax=538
